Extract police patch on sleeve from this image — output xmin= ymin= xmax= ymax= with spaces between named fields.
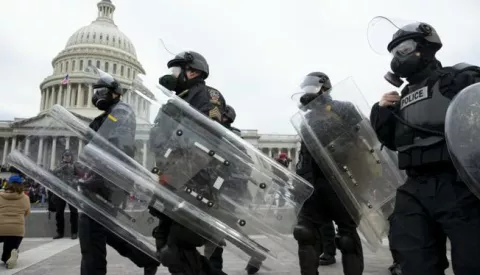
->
xmin=400 ymin=86 xmax=428 ymax=110
xmin=209 ymin=89 xmax=220 ymax=102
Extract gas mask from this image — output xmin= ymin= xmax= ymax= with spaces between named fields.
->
xmin=159 ymin=66 xmax=188 ymax=93
xmin=91 ymin=87 xmax=114 ymax=111
xmin=388 ymin=39 xmax=425 ymax=83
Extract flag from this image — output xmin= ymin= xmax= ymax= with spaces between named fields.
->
xmin=61 ymin=74 xmax=70 ymax=85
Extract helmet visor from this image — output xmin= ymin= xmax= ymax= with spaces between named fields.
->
xmin=390 ymin=39 xmax=417 ymax=57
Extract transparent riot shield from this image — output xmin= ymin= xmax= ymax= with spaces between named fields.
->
xmin=34 ymin=87 xmax=313 ymax=271
xmin=7 ymin=150 xmax=159 ymax=263
xmin=290 ymin=77 xmax=405 ymax=251
xmin=446 ymin=83 xmax=480 ymax=200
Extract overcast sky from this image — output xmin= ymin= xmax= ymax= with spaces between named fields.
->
xmin=1 ymin=0 xmax=479 ymax=134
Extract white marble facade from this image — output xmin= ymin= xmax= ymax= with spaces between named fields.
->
xmin=0 ymin=0 xmax=300 ymax=171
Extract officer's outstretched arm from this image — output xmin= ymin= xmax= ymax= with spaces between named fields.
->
xmin=370 ymin=103 xmax=397 ymax=151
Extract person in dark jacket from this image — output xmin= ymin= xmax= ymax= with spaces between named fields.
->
xmin=150 ymin=51 xmax=228 ymax=275
xmin=78 ymin=67 xmax=159 ymax=275
xmin=369 ymin=19 xmax=480 ymax=275
xmin=52 ymin=150 xmax=78 ymax=240
xmin=294 ymin=72 xmax=364 ymax=275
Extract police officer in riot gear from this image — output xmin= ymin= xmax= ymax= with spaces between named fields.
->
xmin=78 ymin=68 xmax=160 ymax=275
xmin=370 ymin=20 xmax=480 ymax=275
xmin=294 ymin=72 xmax=364 ymax=275
xmin=203 ymin=104 xmax=249 ymax=273
xmin=150 ymin=51 xmax=228 ymax=275
xmin=52 ymin=150 xmax=79 ymax=240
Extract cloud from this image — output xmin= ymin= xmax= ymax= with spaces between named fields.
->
xmin=0 ymin=0 xmax=479 ymax=134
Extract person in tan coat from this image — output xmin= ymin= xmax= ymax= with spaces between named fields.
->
xmin=0 ymin=175 xmax=31 ymax=269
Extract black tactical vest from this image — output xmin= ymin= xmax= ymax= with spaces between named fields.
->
xmin=394 ymin=64 xmax=479 ymax=169
xmin=296 ymin=142 xmax=316 ymax=182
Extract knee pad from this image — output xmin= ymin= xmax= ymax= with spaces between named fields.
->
xmin=293 ymin=224 xmax=316 ymax=244
xmin=335 ymin=234 xmax=356 ymax=254
xmin=158 ymin=245 xmax=180 ymax=267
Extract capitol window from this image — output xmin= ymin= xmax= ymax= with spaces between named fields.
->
xmin=72 ymin=60 xmax=76 ymax=71
xmin=93 ymin=33 xmax=96 ymax=39
xmin=100 ymin=34 xmax=103 ymax=40
xmin=60 ymin=63 xmax=63 ymax=72
xmin=113 ymin=36 xmax=116 ymax=43
xmin=88 ymin=60 xmax=92 ymax=67
xmin=65 ymin=61 xmax=69 ymax=72
xmin=96 ymin=60 xmax=101 ymax=69
xmin=79 ymin=60 xmax=84 ymax=71
xmin=120 ymin=65 xmax=124 ymax=76
xmin=127 ymin=68 xmax=131 ymax=78
xmin=113 ymin=64 xmax=117 ymax=74
xmin=105 ymin=62 xmax=109 ymax=72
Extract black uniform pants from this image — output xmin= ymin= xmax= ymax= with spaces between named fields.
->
xmin=54 ymin=196 xmax=78 ymax=235
xmin=153 ymin=214 xmax=227 ymax=275
xmin=79 ymin=213 xmax=158 ymax=275
xmin=389 ymin=171 xmax=480 ymax=275
xmin=295 ymin=183 xmax=363 ymax=275
xmin=0 ymin=236 xmax=22 ymax=263
xmin=320 ymin=220 xmax=336 ymax=256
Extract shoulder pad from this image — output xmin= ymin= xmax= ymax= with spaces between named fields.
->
xmin=112 ymin=102 xmax=134 ymax=114
xmin=206 ymin=86 xmax=220 ymax=93
xmin=444 ymin=63 xmax=480 ymax=75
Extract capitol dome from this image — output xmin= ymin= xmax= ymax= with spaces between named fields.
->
xmin=39 ymin=0 xmax=153 ymax=122
xmin=65 ymin=1 xmax=137 ymax=57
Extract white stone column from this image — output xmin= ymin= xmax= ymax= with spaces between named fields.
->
xmin=50 ymin=87 xmax=55 ymax=107
xmin=65 ymin=136 xmax=70 ymax=149
xmin=133 ymin=94 xmax=138 ymax=113
xmin=56 ymin=86 xmax=62 ymax=105
xmin=87 ymin=85 xmax=93 ymax=107
xmin=78 ymin=139 xmax=84 ymax=158
xmin=76 ymin=84 xmax=82 ymax=107
xmin=66 ymin=84 xmax=72 ymax=107
xmin=24 ymin=137 xmax=30 ymax=155
xmin=50 ymin=137 xmax=57 ymax=169
xmin=10 ymin=136 xmax=16 ymax=152
xmin=45 ymin=89 xmax=50 ymax=110
xmin=40 ymin=90 xmax=45 ymax=111
xmin=142 ymin=140 xmax=147 ymax=167
xmin=2 ymin=138 xmax=9 ymax=165
xmin=37 ymin=137 xmax=44 ymax=164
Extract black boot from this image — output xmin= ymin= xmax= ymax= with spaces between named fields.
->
xmin=71 ymin=233 xmax=78 ymax=240
xmin=319 ymin=253 xmax=336 ymax=265
xmin=389 ymin=262 xmax=402 ymax=275
xmin=53 ymin=234 xmax=64 ymax=239
xmin=245 ymin=258 xmax=261 ymax=275
xmin=144 ymin=265 xmax=158 ymax=275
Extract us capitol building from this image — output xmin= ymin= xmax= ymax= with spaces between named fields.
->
xmin=0 ymin=0 xmax=300 ymax=172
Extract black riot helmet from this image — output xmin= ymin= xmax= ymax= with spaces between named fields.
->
xmin=387 ymin=22 xmax=442 ymax=53
xmin=302 ymin=72 xmax=332 ymax=91
xmin=87 ymin=66 xmax=124 ymax=110
xmin=387 ymin=22 xmax=442 ymax=81
xmin=62 ymin=150 xmax=73 ymax=162
xmin=298 ymin=72 xmax=332 ymax=107
xmin=224 ymin=105 xmax=237 ymax=123
xmin=167 ymin=51 xmax=210 ymax=79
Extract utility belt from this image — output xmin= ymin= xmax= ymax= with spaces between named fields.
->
xmin=397 ymin=136 xmax=451 ymax=170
